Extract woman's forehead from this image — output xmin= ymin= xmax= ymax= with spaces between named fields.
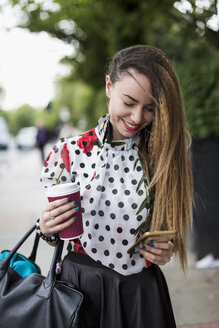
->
xmin=116 ymin=70 xmax=152 ymax=98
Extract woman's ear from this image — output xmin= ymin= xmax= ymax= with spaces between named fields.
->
xmin=105 ymin=75 xmax=112 ymax=98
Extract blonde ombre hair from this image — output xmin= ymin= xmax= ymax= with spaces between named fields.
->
xmin=108 ymin=45 xmax=194 ymax=270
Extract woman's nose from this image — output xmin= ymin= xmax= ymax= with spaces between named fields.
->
xmin=131 ymin=107 xmax=143 ymax=125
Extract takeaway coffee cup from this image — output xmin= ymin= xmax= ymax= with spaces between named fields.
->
xmin=46 ymin=183 xmax=83 ymax=240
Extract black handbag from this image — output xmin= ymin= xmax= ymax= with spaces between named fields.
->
xmin=0 ymin=224 xmax=83 ymax=328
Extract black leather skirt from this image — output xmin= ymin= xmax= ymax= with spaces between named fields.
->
xmin=60 ymin=252 xmax=176 ymax=328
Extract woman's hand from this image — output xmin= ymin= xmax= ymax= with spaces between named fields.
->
xmin=138 ymin=238 xmax=174 ymax=266
xmin=40 ymin=198 xmax=79 ymax=237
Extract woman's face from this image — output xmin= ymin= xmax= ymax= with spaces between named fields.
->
xmin=106 ymin=69 xmax=154 ymax=141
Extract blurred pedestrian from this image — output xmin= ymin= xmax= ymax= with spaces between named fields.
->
xmin=37 ymin=45 xmax=194 ymax=328
xmin=36 ymin=120 xmax=47 ymax=163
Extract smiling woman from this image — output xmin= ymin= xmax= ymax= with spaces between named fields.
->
xmin=37 ymin=45 xmax=194 ymax=328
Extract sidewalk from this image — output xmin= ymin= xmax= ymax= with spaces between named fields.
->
xmin=162 ymin=250 xmax=219 ymax=327
xmin=0 ymin=147 xmax=219 ymax=327
xmin=179 ymin=324 xmax=219 ymax=328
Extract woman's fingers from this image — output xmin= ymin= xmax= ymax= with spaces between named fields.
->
xmin=46 ymin=211 xmax=77 ymax=234
xmin=40 ymin=198 xmax=79 ymax=236
xmin=47 ymin=206 xmax=79 ymax=228
xmin=145 ymin=241 xmax=173 ymax=255
xmin=140 ymin=250 xmax=171 ymax=265
xmin=47 ymin=197 xmax=74 ymax=212
xmin=138 ymin=241 xmax=174 ymax=266
xmin=47 ymin=202 xmax=79 ymax=223
xmin=42 ymin=198 xmax=71 ymax=221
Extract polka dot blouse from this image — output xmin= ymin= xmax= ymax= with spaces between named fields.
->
xmin=40 ymin=115 xmax=151 ymax=275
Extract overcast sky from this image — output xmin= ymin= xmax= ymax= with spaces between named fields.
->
xmin=0 ymin=3 xmax=73 ymax=111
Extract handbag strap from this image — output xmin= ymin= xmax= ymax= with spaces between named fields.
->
xmin=0 ymin=224 xmax=65 ymax=300
xmin=37 ymin=238 xmax=64 ymax=299
xmin=28 ymin=232 xmax=40 ymax=263
xmin=0 ymin=224 xmax=36 ymax=278
xmin=0 ymin=224 xmax=62 ymax=272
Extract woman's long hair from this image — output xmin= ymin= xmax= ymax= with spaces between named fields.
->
xmin=108 ymin=45 xmax=194 ymax=271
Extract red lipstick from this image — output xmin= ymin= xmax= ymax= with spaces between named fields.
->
xmin=122 ymin=120 xmax=139 ymax=132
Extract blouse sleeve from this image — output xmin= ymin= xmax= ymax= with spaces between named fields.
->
xmin=40 ymin=138 xmax=72 ymax=188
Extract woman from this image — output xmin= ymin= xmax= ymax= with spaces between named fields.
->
xmin=39 ymin=45 xmax=193 ymax=327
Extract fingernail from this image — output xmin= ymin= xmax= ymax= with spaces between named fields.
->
xmin=142 ymin=245 xmax=146 ymax=250
xmin=75 ymin=206 xmax=79 ymax=211
xmin=150 ymin=240 xmax=155 ymax=247
xmin=72 ymin=217 xmax=77 ymax=221
xmin=142 ymin=240 xmax=145 ymax=245
xmin=74 ymin=201 xmax=78 ymax=205
xmin=66 ymin=198 xmax=71 ymax=202
xmin=135 ymin=249 xmax=140 ymax=253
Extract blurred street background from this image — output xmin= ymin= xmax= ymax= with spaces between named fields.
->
xmin=0 ymin=0 xmax=219 ymax=327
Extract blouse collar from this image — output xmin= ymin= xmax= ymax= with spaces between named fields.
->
xmin=96 ymin=114 xmax=142 ymax=151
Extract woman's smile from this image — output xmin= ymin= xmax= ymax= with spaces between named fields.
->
xmin=121 ymin=119 xmax=140 ymax=132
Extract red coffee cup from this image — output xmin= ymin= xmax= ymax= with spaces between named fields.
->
xmin=46 ymin=183 xmax=83 ymax=240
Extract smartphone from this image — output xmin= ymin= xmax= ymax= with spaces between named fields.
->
xmin=127 ymin=230 xmax=176 ymax=254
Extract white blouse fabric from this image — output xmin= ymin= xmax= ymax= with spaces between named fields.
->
xmin=40 ymin=115 xmax=151 ymax=275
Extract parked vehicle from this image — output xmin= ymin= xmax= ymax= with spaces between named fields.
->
xmin=15 ymin=127 xmax=37 ymax=150
xmin=0 ymin=117 xmax=10 ymax=150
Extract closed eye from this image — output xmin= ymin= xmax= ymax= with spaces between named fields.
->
xmin=124 ymin=102 xmax=135 ymax=107
xmin=144 ymin=105 xmax=154 ymax=112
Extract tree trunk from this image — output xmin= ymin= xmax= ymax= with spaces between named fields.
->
xmin=191 ymin=138 xmax=219 ymax=260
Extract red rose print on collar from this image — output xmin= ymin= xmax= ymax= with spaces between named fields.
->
xmin=56 ymin=143 xmax=70 ymax=184
xmin=44 ymin=151 xmax=52 ymax=167
xmin=77 ymin=128 xmax=99 ymax=154
xmin=61 ymin=144 xmax=70 ymax=173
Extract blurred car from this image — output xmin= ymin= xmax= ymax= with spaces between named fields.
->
xmin=15 ymin=127 xmax=37 ymax=150
xmin=0 ymin=117 xmax=10 ymax=150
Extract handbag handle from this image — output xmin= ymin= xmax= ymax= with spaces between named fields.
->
xmin=0 ymin=225 xmax=64 ymax=299
xmin=29 ymin=232 xmax=40 ymax=263
xmin=37 ymin=238 xmax=64 ymax=299
xmin=0 ymin=224 xmax=37 ymax=276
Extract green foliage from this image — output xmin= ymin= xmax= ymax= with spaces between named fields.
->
xmin=54 ymin=80 xmax=92 ymax=125
xmin=177 ymin=50 xmax=219 ymax=138
xmin=52 ymin=80 xmax=107 ymax=130
xmin=6 ymin=105 xmax=36 ymax=135
xmin=0 ymin=85 xmax=5 ymax=101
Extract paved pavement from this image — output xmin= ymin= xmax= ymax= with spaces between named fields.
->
xmin=180 ymin=325 xmax=219 ymax=328
xmin=0 ymin=146 xmax=219 ymax=327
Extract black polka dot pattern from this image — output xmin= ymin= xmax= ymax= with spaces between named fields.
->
xmin=40 ymin=116 xmax=151 ymax=276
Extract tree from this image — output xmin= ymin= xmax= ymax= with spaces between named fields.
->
xmin=6 ymin=104 xmax=35 ymax=135
xmin=5 ymin=1 xmax=217 ymax=85
xmin=176 ymin=50 xmax=219 ymax=138
xmin=3 ymin=0 xmax=219 ymax=136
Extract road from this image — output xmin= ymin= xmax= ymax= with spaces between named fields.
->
xmin=0 ymin=144 xmax=219 ymax=327
xmin=0 ymin=144 xmax=45 ymax=230
xmin=0 ymin=143 xmax=56 ymax=273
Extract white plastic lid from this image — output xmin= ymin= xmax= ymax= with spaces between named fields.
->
xmin=46 ymin=183 xmax=80 ymax=197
